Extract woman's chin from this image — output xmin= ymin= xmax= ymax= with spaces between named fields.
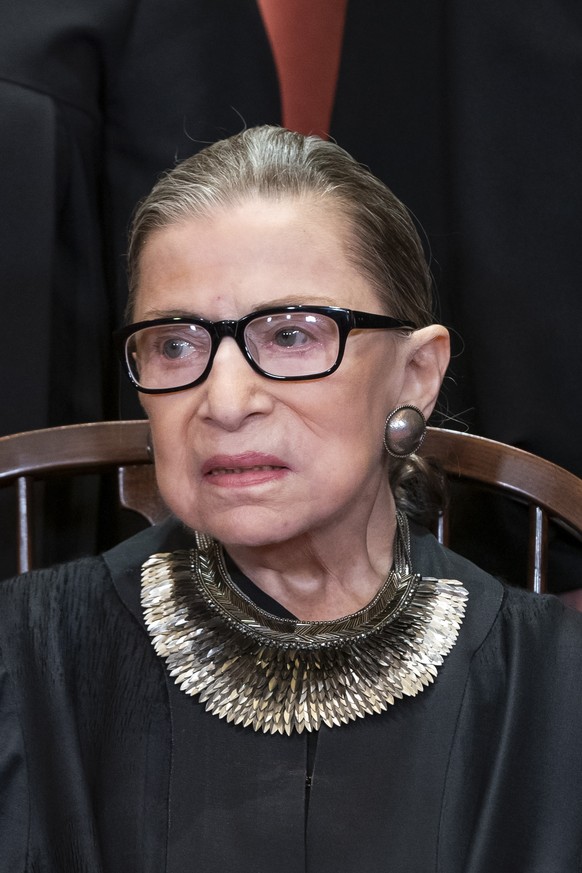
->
xmin=176 ymin=505 xmax=297 ymax=550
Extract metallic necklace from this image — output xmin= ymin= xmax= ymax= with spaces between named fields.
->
xmin=141 ymin=512 xmax=468 ymax=735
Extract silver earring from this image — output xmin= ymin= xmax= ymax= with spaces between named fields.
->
xmin=383 ymin=405 xmax=426 ymax=458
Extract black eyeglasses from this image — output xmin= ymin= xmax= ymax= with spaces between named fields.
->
xmin=115 ymin=305 xmax=416 ymax=394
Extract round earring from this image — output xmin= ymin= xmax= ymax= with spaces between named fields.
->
xmin=383 ymin=405 xmax=427 ymax=458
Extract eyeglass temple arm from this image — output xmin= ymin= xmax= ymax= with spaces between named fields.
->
xmin=352 ymin=311 xmax=416 ymax=330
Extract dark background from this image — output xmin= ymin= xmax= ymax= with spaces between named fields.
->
xmin=329 ymin=1 xmax=582 ymax=591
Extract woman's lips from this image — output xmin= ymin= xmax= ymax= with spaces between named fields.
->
xmin=201 ymin=453 xmax=289 ymax=487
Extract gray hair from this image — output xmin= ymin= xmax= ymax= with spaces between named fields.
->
xmin=126 ymin=126 xmax=434 ymax=326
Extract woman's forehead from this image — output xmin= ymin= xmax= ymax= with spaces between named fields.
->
xmin=133 ymin=199 xmax=383 ymax=320
xmin=142 ymin=194 xmax=350 ymax=249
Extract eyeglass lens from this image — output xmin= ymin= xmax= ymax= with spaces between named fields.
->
xmin=246 ymin=311 xmax=339 ymax=376
xmin=125 ymin=311 xmax=341 ymax=389
xmin=127 ymin=323 xmax=212 ymax=391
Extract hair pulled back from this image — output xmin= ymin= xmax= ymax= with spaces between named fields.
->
xmin=127 ymin=126 xmax=433 ymax=326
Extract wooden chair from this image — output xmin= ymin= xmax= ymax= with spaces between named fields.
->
xmin=1 ymin=422 xmax=582 ymax=592
xmin=0 ymin=420 xmax=168 ymax=575
xmin=421 ymin=428 xmax=582 ymax=593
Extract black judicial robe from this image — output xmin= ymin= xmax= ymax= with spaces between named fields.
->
xmin=331 ymin=0 xmax=582 ymax=592
xmin=0 ymin=0 xmax=279 ymax=435
xmin=1 ymin=518 xmax=581 ymax=872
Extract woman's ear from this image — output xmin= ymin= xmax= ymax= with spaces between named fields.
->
xmin=398 ymin=325 xmax=450 ymax=418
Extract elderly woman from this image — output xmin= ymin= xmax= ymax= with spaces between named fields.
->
xmin=1 ymin=126 xmax=581 ymax=872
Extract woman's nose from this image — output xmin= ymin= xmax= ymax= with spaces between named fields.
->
xmin=199 ymin=336 xmax=273 ymax=430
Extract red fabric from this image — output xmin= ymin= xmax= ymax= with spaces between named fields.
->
xmin=257 ymin=0 xmax=347 ymax=137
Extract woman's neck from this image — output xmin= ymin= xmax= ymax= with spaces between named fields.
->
xmin=222 ymin=496 xmax=398 ymax=621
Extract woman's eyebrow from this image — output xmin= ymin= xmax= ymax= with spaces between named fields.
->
xmin=248 ymin=296 xmax=338 ymax=312
xmin=141 ymin=297 xmax=339 ymax=321
xmin=140 ymin=308 xmax=203 ymax=320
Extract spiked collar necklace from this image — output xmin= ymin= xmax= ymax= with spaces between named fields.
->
xmin=141 ymin=512 xmax=468 ymax=735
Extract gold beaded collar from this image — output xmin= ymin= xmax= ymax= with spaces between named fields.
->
xmin=141 ymin=513 xmax=468 ymax=735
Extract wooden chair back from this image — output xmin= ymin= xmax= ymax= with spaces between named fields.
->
xmin=0 ymin=421 xmax=167 ymax=574
xmin=422 ymin=428 xmax=582 ymax=593
xmin=1 ymin=421 xmax=581 ymax=591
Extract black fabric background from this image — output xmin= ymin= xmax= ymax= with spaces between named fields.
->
xmin=331 ymin=0 xmax=582 ymax=590
xmin=0 ymin=0 xmax=280 ymax=434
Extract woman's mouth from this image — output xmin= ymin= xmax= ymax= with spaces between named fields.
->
xmin=201 ymin=453 xmax=289 ymax=487
xmin=207 ymin=464 xmax=283 ymax=476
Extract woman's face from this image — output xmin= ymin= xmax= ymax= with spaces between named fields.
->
xmin=134 ymin=197 xmax=443 ymax=548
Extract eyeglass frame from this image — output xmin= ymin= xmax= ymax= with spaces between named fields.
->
xmin=114 ymin=305 xmax=417 ymax=394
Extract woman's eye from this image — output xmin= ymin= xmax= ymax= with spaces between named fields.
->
xmin=161 ymin=338 xmax=193 ymax=359
xmin=273 ymin=328 xmax=309 ymax=348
